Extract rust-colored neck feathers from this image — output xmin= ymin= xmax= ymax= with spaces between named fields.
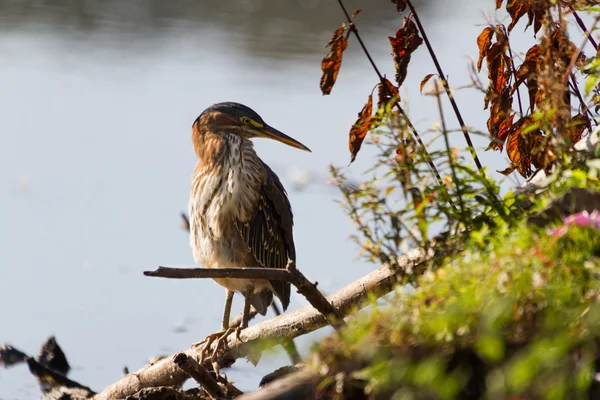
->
xmin=192 ymin=111 xmax=237 ymax=165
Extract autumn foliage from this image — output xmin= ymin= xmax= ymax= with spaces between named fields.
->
xmin=320 ymin=0 xmax=598 ymax=178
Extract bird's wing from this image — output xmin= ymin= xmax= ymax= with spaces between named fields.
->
xmin=235 ymin=161 xmax=294 ymax=310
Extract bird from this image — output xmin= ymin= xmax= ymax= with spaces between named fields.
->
xmin=188 ymin=102 xmax=310 ymax=352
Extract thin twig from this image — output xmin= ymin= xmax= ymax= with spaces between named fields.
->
xmin=172 ymin=353 xmax=224 ymax=399
xmin=571 ymin=9 xmax=599 ymax=51
xmin=564 ymin=14 xmax=600 ymax=87
xmin=335 ymin=0 xmax=444 ymax=186
xmin=406 ymin=0 xmax=484 ymax=172
xmin=435 ymin=80 xmax=467 ymax=220
xmin=569 ymin=74 xmax=594 ymax=123
xmin=145 ymin=263 xmax=347 ymax=331
xmin=503 ymin=26 xmax=524 ymax=116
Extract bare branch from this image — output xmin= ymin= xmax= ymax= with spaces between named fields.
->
xmin=172 ymin=353 xmax=224 ymax=399
xmin=145 ymin=262 xmax=347 ymax=332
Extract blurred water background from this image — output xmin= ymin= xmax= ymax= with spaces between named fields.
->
xmin=0 ymin=0 xmax=515 ymax=398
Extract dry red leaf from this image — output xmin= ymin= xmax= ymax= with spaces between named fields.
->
xmin=349 ymin=93 xmax=376 ymax=163
xmin=390 ymin=0 xmax=408 ymax=12
xmin=320 ymin=25 xmax=348 ymax=95
xmin=486 ymin=40 xmax=510 ymax=95
xmin=487 ymin=89 xmax=513 ymax=150
xmin=514 ymin=45 xmax=540 ymax=110
xmin=420 ymin=73 xmax=435 ymax=93
xmin=352 ymin=9 xmax=362 ymax=18
xmin=389 ymin=17 xmax=423 ymax=88
xmin=505 ymin=119 xmax=531 ymax=177
xmin=526 ymin=0 xmax=548 ymax=34
xmin=497 ymin=113 xmax=515 ymax=150
xmin=477 ymin=27 xmax=495 ymax=72
xmin=496 ymin=0 xmax=504 ymax=9
xmin=504 ymin=117 xmax=546 ymax=177
xmin=377 ymin=78 xmax=400 ymax=110
xmin=565 ymin=113 xmax=589 ymax=143
xmin=507 ymin=0 xmax=532 ymax=32
xmin=498 ymin=164 xmax=517 ymax=176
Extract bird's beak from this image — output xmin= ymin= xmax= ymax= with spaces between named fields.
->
xmin=258 ymin=124 xmax=311 ymax=152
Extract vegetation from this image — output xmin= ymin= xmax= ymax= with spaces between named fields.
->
xmin=314 ymin=0 xmax=600 ymax=398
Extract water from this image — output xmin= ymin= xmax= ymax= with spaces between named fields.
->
xmin=0 ymin=1 xmax=507 ymax=398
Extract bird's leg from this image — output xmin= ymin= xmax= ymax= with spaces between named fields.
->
xmin=241 ymin=285 xmax=254 ymax=329
xmin=221 ymin=289 xmax=235 ymax=331
xmin=192 ymin=290 xmax=234 ymax=357
xmin=209 ymin=286 xmax=255 ymax=370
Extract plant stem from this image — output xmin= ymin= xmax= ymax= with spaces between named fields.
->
xmin=335 ymin=0 xmax=444 ymax=187
xmin=569 ymin=74 xmax=594 ymax=123
xmin=503 ymin=26 xmax=524 ymax=116
xmin=406 ymin=0 xmax=484 ymax=173
xmin=572 ymin=9 xmax=599 ymax=51
xmin=435 ymin=80 xmax=467 ymax=221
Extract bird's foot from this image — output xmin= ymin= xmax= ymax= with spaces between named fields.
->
xmin=210 ymin=327 xmax=244 ymax=376
xmin=192 ymin=327 xmax=245 ymax=370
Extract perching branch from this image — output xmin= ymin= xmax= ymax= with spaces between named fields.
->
xmin=145 ymin=261 xmax=346 ymax=332
xmin=94 ymin=246 xmax=429 ymax=400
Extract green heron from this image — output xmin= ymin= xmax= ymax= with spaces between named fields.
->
xmin=189 ymin=102 xmax=310 ymax=347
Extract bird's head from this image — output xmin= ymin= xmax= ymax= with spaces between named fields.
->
xmin=193 ymin=102 xmax=311 ymax=152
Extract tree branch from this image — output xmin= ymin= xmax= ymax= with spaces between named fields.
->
xmin=93 ymin=246 xmax=428 ymax=400
xmin=172 ymin=353 xmax=224 ymax=399
xmin=145 ymin=262 xmax=347 ymax=332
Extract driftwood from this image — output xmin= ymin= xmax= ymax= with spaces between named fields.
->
xmin=0 ymin=337 xmax=95 ymax=399
xmin=238 ymin=369 xmax=317 ymax=400
xmin=94 ymin=246 xmax=428 ymax=400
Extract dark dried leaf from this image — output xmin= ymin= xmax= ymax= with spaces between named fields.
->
xmin=0 ymin=345 xmax=28 ymax=367
xmin=377 ymin=78 xmax=400 ymax=110
xmin=507 ymin=0 xmax=531 ymax=32
xmin=505 ymin=117 xmax=544 ymax=177
xmin=349 ymin=93 xmax=375 ymax=163
xmin=352 ymin=9 xmax=362 ymax=18
xmin=320 ymin=25 xmax=348 ymax=95
xmin=496 ymin=113 xmax=515 ymax=150
xmin=391 ymin=0 xmax=408 ymax=12
xmin=38 ymin=336 xmax=70 ymax=376
xmin=389 ymin=17 xmax=423 ymax=88
xmin=486 ymin=40 xmax=510 ymax=95
xmin=526 ymin=0 xmax=548 ymax=34
xmin=477 ymin=27 xmax=495 ymax=71
xmin=498 ymin=164 xmax=517 ymax=175
xmin=496 ymin=0 xmax=504 ymax=9
xmin=514 ymin=45 xmax=540 ymax=110
xmin=565 ymin=113 xmax=589 ymax=143
xmin=420 ymin=73 xmax=435 ymax=93
xmin=487 ymin=88 xmax=513 ymax=150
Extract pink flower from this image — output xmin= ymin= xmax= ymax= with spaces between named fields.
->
xmin=547 ymin=210 xmax=600 ymax=237
xmin=563 ymin=210 xmax=600 ymax=229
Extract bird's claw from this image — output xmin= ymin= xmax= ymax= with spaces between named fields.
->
xmin=210 ymin=327 xmax=244 ymax=375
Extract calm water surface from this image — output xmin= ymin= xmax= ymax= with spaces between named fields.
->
xmin=0 ymin=1 xmax=506 ymax=398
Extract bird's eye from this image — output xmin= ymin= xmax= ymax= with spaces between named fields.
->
xmin=241 ymin=117 xmax=251 ymax=125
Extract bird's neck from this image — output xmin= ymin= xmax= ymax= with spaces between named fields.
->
xmin=190 ymin=131 xmax=263 ymax=238
xmin=193 ymin=131 xmax=255 ymax=170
